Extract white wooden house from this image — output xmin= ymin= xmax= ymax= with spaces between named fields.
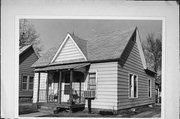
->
xmin=32 ymin=27 xmax=156 ymax=113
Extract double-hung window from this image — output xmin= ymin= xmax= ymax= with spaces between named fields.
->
xmin=129 ymin=73 xmax=138 ymax=98
xmin=88 ymin=73 xmax=96 ymax=90
xmin=22 ymin=75 xmax=34 ymax=91
xmin=148 ymin=79 xmax=152 ymax=97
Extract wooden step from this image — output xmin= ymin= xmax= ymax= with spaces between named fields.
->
xmin=38 ymin=105 xmax=57 ymax=114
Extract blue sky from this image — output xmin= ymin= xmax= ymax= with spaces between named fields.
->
xmin=28 ymin=19 xmax=162 ymax=54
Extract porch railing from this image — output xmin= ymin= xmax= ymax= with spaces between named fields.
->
xmin=39 ymin=89 xmax=46 ymax=102
xmin=39 ymin=89 xmax=85 ymax=104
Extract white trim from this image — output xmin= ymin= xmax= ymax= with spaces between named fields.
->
xmin=50 ymin=33 xmax=87 ymax=63
xmin=88 ymin=70 xmax=98 ymax=98
xmin=128 ymin=73 xmax=138 ymax=99
xmin=50 ymin=34 xmax=70 ymax=63
xmin=148 ymin=79 xmax=152 ymax=98
xmin=136 ymin=75 xmax=139 ymax=98
xmin=135 ymin=28 xmax=147 ymax=69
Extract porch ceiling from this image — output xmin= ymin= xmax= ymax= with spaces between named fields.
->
xmin=34 ymin=63 xmax=90 ymax=72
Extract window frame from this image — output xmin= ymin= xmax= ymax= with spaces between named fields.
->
xmin=88 ymin=72 xmax=97 ymax=90
xmin=128 ymin=73 xmax=138 ymax=99
xmin=87 ymin=70 xmax=98 ymax=97
xmin=22 ymin=75 xmax=34 ymax=91
xmin=148 ymin=79 xmax=152 ymax=98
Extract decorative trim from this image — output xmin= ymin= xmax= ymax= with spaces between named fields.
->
xmin=135 ymin=28 xmax=147 ymax=69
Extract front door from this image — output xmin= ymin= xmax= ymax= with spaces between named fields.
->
xmin=61 ymin=83 xmax=70 ymax=102
xmin=61 ymin=71 xmax=70 ymax=102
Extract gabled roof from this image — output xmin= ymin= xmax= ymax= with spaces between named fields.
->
xmin=32 ymin=27 xmax=138 ymax=68
xmin=19 ymin=44 xmax=32 ymax=55
xmin=70 ymin=33 xmax=87 ymax=58
xmin=50 ymin=33 xmax=88 ymax=63
xmin=87 ymin=28 xmax=135 ymax=61
xmin=19 ymin=44 xmax=40 ymax=58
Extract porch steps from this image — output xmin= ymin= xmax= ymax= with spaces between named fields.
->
xmin=38 ymin=103 xmax=59 ymax=114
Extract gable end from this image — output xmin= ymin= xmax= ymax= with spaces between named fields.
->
xmin=51 ymin=34 xmax=87 ymax=63
xmin=119 ymin=28 xmax=147 ymax=69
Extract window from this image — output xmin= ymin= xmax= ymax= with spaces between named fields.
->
xmin=88 ymin=73 xmax=96 ymax=90
xmin=22 ymin=76 xmax=28 ymax=90
xmin=22 ymin=75 xmax=34 ymax=90
xmin=129 ymin=73 xmax=138 ymax=98
xmin=148 ymin=79 xmax=152 ymax=97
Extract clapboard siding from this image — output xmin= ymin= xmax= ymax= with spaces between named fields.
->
xmin=19 ymin=47 xmax=38 ymax=98
xmin=117 ymin=36 xmax=155 ymax=110
xmin=55 ymin=37 xmax=85 ymax=62
xmin=85 ymin=62 xmax=118 ymax=110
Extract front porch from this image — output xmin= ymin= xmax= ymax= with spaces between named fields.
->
xmin=35 ymin=63 xmax=90 ymax=113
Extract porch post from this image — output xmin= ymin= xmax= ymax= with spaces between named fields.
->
xmin=58 ymin=70 xmax=62 ymax=104
xmin=37 ymin=72 xmax=41 ymax=103
xmin=79 ymin=80 xmax=81 ymax=103
xmin=46 ymin=72 xmax=49 ymax=103
xmin=69 ymin=69 xmax=73 ymax=113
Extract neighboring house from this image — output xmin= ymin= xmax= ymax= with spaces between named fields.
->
xmin=155 ymin=75 xmax=161 ymax=103
xmin=19 ymin=45 xmax=39 ymax=102
xmin=32 ymin=27 xmax=156 ymax=113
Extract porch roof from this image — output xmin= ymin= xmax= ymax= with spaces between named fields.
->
xmin=34 ymin=63 xmax=90 ymax=72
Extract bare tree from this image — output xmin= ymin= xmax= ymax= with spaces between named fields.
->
xmin=19 ymin=19 xmax=42 ymax=54
xmin=143 ymin=33 xmax=162 ymax=74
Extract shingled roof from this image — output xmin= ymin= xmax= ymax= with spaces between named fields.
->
xmin=32 ymin=27 xmax=136 ymax=68
xmin=20 ymin=44 xmax=40 ymax=58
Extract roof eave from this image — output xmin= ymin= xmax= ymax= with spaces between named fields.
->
xmin=19 ymin=45 xmax=32 ymax=56
xmin=144 ymin=68 xmax=157 ymax=77
xmin=32 ymin=58 xmax=120 ymax=69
